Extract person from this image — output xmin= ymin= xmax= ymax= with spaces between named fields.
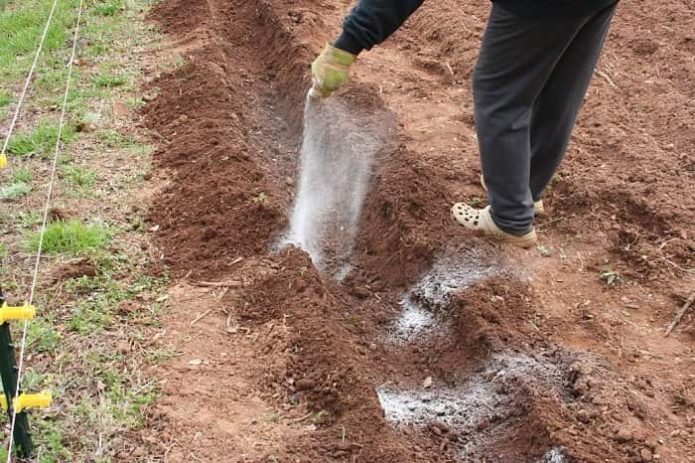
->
xmin=311 ymin=0 xmax=618 ymax=248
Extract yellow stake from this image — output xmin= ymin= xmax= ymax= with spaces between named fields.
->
xmin=0 ymin=153 xmax=7 ymax=169
xmin=0 ymin=302 xmax=36 ymax=324
xmin=0 ymin=392 xmax=52 ymax=413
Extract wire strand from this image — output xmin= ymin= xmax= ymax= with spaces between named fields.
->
xmin=6 ymin=1 xmax=85 ymax=460
xmin=0 ymin=0 xmax=61 ymax=157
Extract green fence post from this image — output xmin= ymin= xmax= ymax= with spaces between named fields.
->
xmin=0 ymin=288 xmax=34 ymax=458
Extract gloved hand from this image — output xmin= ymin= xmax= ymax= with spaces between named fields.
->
xmin=310 ymin=44 xmax=356 ymax=98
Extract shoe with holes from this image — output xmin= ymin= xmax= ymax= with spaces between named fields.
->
xmin=451 ymin=203 xmax=537 ymax=249
xmin=480 ymin=175 xmax=546 ymax=216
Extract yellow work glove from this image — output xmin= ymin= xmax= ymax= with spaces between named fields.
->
xmin=310 ymin=44 xmax=356 ymax=98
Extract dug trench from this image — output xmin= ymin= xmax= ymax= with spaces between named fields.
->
xmin=135 ymin=0 xmax=695 ymax=462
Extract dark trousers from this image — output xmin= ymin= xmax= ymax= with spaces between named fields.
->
xmin=473 ymin=3 xmax=616 ymax=235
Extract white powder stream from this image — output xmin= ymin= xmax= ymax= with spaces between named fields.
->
xmin=283 ymin=93 xmax=388 ymax=278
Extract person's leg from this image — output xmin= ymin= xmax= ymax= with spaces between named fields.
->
xmin=529 ymin=5 xmax=616 ymax=201
xmin=473 ymin=5 xmax=586 ymax=235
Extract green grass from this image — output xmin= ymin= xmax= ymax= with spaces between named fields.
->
xmin=0 ymin=0 xmax=83 ymax=81
xmin=11 ymin=165 xmax=33 ymax=183
xmin=93 ymin=72 xmax=127 ymax=88
xmin=94 ymin=1 xmax=123 ymax=17
xmin=27 ymin=317 xmax=63 ymax=353
xmin=0 ymin=88 xmax=11 ymax=107
xmin=0 ymin=181 xmax=31 ymax=200
xmin=65 ymin=269 xmax=165 ymax=333
xmin=7 ymin=119 xmax=76 ymax=156
xmin=26 ymin=219 xmax=112 ymax=254
xmin=98 ymin=128 xmax=137 ymax=147
xmin=62 ymin=165 xmax=98 ymax=188
xmin=36 ymin=65 xmax=69 ymax=93
xmin=17 ymin=210 xmax=41 ymax=228
xmin=1 ymin=0 xmax=168 ymax=460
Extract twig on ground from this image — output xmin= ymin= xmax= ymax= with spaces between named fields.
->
xmin=289 ymin=412 xmax=314 ymax=424
xmin=536 ymin=216 xmax=566 ymax=230
xmin=217 ymin=286 xmax=229 ymax=301
xmin=596 ymin=69 xmax=618 ymax=89
xmin=653 ymin=256 xmax=694 ymax=274
xmin=190 ymin=309 xmax=213 ymax=326
xmin=665 ymin=293 xmax=695 ymax=337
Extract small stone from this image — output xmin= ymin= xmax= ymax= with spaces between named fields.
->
xmin=351 ymin=287 xmax=370 ymax=299
xmin=423 ymin=376 xmax=433 ymax=389
xmin=645 ymin=437 xmax=658 ymax=450
xmin=577 ymin=409 xmax=591 ymax=423
xmin=202 ymin=227 xmax=218 ymax=241
xmin=616 ymin=428 xmax=634 ymax=443
xmin=334 ymin=441 xmax=351 ymax=451
xmin=640 ymin=448 xmax=653 ymax=462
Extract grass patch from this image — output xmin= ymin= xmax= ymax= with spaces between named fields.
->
xmin=0 ymin=0 xmax=83 ymax=81
xmin=26 ymin=220 xmax=112 ymax=254
xmin=1 ymin=0 xmax=167 ymax=460
xmin=62 ymin=165 xmax=98 ymax=188
xmin=94 ymin=1 xmax=123 ymax=17
xmin=11 ymin=165 xmax=33 ymax=183
xmin=7 ymin=119 xmax=76 ymax=156
xmin=27 ymin=317 xmax=63 ymax=353
xmin=0 ymin=88 xmax=11 ymax=107
xmin=0 ymin=181 xmax=31 ymax=200
xmin=94 ymin=72 xmax=127 ymax=88
xmin=17 ymin=210 xmax=42 ymax=228
xmin=98 ymin=128 xmax=137 ymax=147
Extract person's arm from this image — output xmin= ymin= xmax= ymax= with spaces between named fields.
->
xmin=311 ymin=0 xmax=426 ymax=97
xmin=335 ymin=0 xmax=427 ymax=55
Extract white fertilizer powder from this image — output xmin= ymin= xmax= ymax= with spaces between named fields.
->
xmin=283 ymin=93 xmax=388 ymax=278
xmin=392 ymin=296 xmax=438 ymax=343
xmin=389 ymin=251 xmax=500 ymax=343
xmin=539 ymin=448 xmax=567 ymax=463
xmin=378 ymin=352 xmax=573 ymax=460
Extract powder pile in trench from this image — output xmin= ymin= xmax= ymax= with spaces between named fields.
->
xmin=389 ymin=250 xmax=502 ymax=343
xmin=284 ymin=94 xmax=387 ymax=278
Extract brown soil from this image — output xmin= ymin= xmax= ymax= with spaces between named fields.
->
xmin=134 ymin=0 xmax=694 ymax=462
xmin=50 ymin=258 xmax=97 ymax=280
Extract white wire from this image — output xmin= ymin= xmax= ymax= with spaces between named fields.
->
xmin=6 ymin=0 xmax=85 ymax=461
xmin=0 ymin=0 xmax=61 ymax=157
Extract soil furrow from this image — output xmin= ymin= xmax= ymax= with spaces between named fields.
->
xmin=137 ymin=1 xmax=695 ymax=462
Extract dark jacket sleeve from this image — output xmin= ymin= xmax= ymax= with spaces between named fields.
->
xmin=334 ymin=0 xmax=426 ymax=55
